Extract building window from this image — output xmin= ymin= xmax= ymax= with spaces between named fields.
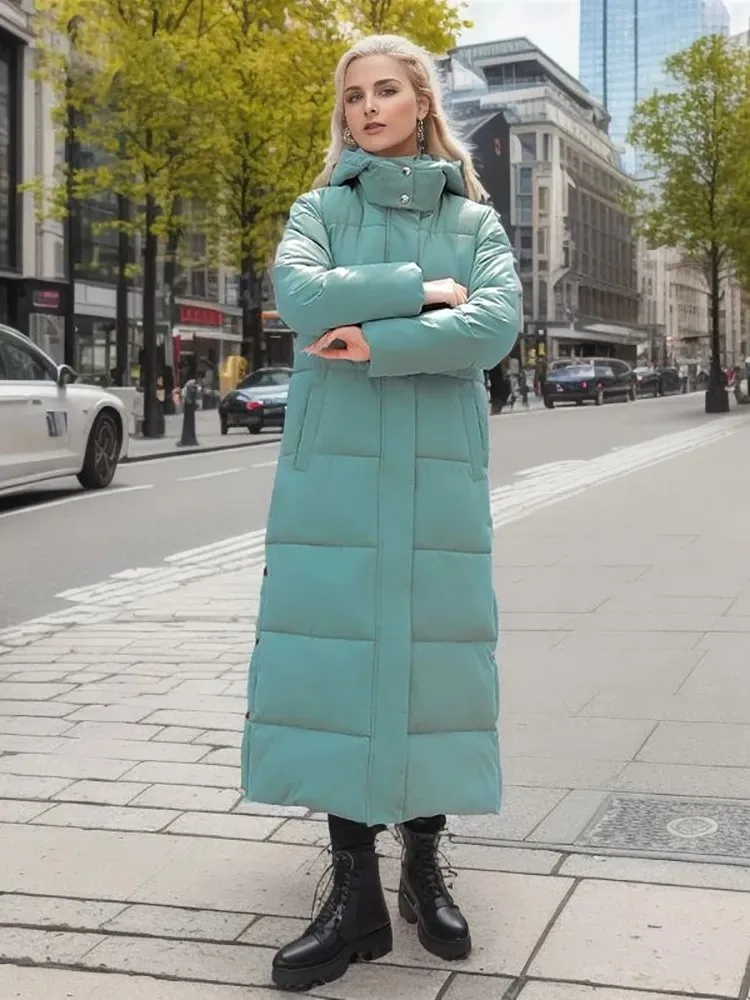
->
xmin=542 ymin=133 xmax=551 ymax=161
xmin=537 ymin=228 xmax=548 ymax=256
xmin=519 ymin=167 xmax=533 ymax=194
xmin=519 ymin=133 xmax=537 ymax=162
xmin=517 ymin=195 xmax=532 ymax=226
xmin=538 ymin=186 xmax=549 ymax=214
xmin=538 ymin=279 xmax=548 ymax=319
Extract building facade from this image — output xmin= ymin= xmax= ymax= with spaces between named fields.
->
xmin=442 ymin=38 xmax=642 ymax=363
xmin=638 ymin=244 xmax=749 ymax=370
xmin=580 ymin=0 xmax=730 ymax=173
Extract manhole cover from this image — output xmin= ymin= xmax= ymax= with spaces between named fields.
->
xmin=578 ymin=794 xmax=750 ymax=859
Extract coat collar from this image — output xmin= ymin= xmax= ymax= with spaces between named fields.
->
xmin=329 ymin=149 xmax=465 ymax=212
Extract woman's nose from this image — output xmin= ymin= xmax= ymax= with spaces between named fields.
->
xmin=364 ymin=96 xmax=379 ymax=116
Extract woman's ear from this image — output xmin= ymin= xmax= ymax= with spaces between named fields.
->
xmin=417 ymin=96 xmax=430 ymax=121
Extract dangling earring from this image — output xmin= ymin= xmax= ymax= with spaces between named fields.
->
xmin=417 ymin=117 xmax=426 ymax=153
xmin=343 ymin=124 xmax=355 ymax=147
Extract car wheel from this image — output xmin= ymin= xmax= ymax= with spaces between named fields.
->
xmin=575 ymin=399 xmax=584 ymax=406
xmin=77 ymin=410 xmax=121 ymax=490
xmin=595 ymin=389 xmax=604 ymax=406
xmin=544 ymin=398 xmax=554 ymax=409
xmin=248 ymin=426 xmax=261 ymax=434
xmin=220 ymin=419 xmax=228 ymax=436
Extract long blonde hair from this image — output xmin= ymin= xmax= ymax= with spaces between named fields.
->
xmin=314 ymin=34 xmax=487 ymax=203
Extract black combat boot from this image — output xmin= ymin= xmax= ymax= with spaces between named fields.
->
xmin=398 ymin=823 xmax=471 ymax=960
xmin=272 ymin=846 xmax=392 ymax=991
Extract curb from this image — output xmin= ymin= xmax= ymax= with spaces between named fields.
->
xmin=123 ymin=434 xmax=283 ymax=464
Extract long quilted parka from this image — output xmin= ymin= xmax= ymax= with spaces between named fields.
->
xmin=241 ymin=149 xmax=519 ymax=826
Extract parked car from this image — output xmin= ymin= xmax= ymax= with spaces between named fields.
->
xmin=543 ymin=358 xmax=634 ymax=408
xmin=218 ymin=366 xmax=292 ymax=435
xmin=633 ymin=366 xmax=683 ymax=397
xmin=0 ymin=324 xmax=128 ymax=495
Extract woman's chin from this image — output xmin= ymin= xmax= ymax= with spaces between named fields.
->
xmin=355 ymin=131 xmax=416 ymax=158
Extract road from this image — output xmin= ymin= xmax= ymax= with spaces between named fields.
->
xmin=0 ymin=392 xmax=732 ymax=629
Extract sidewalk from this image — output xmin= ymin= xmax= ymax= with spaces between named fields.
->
xmin=126 ymin=409 xmax=282 ymax=461
xmin=1 ymin=413 xmax=750 ymax=998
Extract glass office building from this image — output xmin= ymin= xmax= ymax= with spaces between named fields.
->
xmin=580 ymin=0 xmax=730 ymax=173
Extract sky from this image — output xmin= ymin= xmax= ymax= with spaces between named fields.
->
xmin=460 ymin=0 xmax=750 ymax=77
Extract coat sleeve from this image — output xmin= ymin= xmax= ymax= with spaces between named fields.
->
xmin=364 ymin=209 xmax=519 ymax=377
xmin=271 ymin=193 xmax=425 ymax=341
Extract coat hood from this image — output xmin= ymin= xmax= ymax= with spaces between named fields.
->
xmin=329 ymin=149 xmax=466 ymax=212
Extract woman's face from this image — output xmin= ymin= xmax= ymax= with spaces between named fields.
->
xmin=343 ymin=54 xmax=429 ymax=158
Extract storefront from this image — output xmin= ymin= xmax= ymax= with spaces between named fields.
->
xmin=21 ymin=280 xmax=69 ymax=362
xmin=172 ymin=303 xmax=242 ymax=393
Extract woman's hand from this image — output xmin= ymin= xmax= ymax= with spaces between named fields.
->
xmin=423 ymin=278 xmax=469 ymax=308
xmin=304 ymin=325 xmax=371 ymax=362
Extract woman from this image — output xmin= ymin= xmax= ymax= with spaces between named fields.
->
xmin=241 ymin=33 xmax=519 ymax=992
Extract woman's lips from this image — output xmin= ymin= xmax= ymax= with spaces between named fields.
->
xmin=364 ymin=123 xmax=385 ymax=133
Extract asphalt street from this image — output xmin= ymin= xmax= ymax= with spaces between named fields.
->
xmin=0 ymin=391 xmax=730 ymax=629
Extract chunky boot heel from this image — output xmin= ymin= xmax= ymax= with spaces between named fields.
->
xmin=272 ymin=846 xmax=392 ymax=991
xmin=398 ymin=824 xmax=472 ymax=961
xmin=398 ymin=886 xmax=418 ymax=924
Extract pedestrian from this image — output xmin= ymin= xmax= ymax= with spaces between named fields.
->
xmin=241 ymin=33 xmax=519 ymax=992
xmin=518 ymin=368 xmax=530 ymax=408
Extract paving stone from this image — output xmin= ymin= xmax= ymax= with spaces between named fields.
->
xmin=143 ymin=710 xmax=242 ymax=730
xmin=527 ymin=790 xmax=609 ymax=844
xmin=0 ymin=925 xmax=104 ymax=964
xmin=529 ymin=879 xmax=750 ymax=994
xmin=193 ymin=729 xmax=243 ymax=747
xmin=638 ymin=721 xmax=750 ymax=767
xmin=200 ymin=747 xmax=239 ymax=767
xmin=132 ymin=784 xmax=242 ymax=812
xmin=519 ymin=986 xmax=717 ymax=1000
xmin=5 ymin=670 xmax=76 ymax=682
xmin=66 ymin=705 xmax=156 ymax=723
xmin=443 ymin=974 xmax=514 ymax=999
xmin=504 ymin=756 xmax=626 ymax=789
xmin=0 ymin=700 xmax=77 ymax=717
xmin=614 ymin=761 xmax=750 ymax=799
xmin=0 ymin=966 xmax=276 ymax=1000
xmin=505 ymin=717 xmax=656 ymax=761
xmin=0 ymin=735 xmax=64 ymax=753
xmin=124 ymin=761 xmax=239 ymax=787
xmin=308 ymin=963 xmax=448 ymax=1000
xmin=32 ymin=803 xmax=179 ymax=833
xmin=447 ymin=843 xmax=561 ymax=875
xmin=0 ymin=754 xmax=135 ymax=781
xmin=53 ymin=737 xmax=209 ymax=763
xmin=103 ymin=903 xmax=254 ymax=941
xmin=0 ymin=893 xmax=126 ymax=929
xmin=0 ymin=717 xmax=73 ymax=736
xmin=0 ymin=682 xmax=75 ymax=700
xmin=52 ymin=779 xmax=150 ymax=806
xmin=165 ymin=811 xmax=283 ymax=841
xmin=559 ymin=853 xmax=750 ymax=893
xmin=271 ymin=819 xmax=329 ymax=845
xmin=80 ymin=934 xmax=271 ymax=986
xmin=0 ymin=773 xmax=72 ymax=800
xmin=448 ymin=787 xmax=567 ymax=841
xmin=152 ymin=726 xmax=205 ymax=742
xmin=233 ymin=799 xmax=309 ymax=817
xmin=0 ymin=799 xmax=55 ymax=823
xmin=239 ymin=915 xmax=307 ymax=948
xmin=65 ymin=722 xmax=164 ymax=740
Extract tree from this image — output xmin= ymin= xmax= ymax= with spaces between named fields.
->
xmin=627 ymin=35 xmax=750 ymax=413
xmin=33 ymin=0 xmax=221 ymax=436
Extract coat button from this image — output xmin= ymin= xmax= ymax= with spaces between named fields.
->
xmin=401 ymin=166 xmax=412 ymax=176
xmin=399 ymin=193 xmax=410 ymax=204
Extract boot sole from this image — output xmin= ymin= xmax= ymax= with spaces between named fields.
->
xmin=398 ymin=888 xmax=471 ymax=961
xmin=271 ymin=924 xmax=393 ymax=992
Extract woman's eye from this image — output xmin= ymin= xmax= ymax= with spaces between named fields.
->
xmin=345 ymin=94 xmax=361 ymax=104
xmin=380 ymin=88 xmax=396 ymax=96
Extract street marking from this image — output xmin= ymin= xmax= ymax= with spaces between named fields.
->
xmin=178 ymin=467 xmax=244 ymax=482
xmin=251 ymin=460 xmax=278 ymax=469
xmin=0 ymin=484 xmax=154 ymax=520
xmin=128 ymin=438 xmax=281 ymax=466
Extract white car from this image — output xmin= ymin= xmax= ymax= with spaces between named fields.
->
xmin=0 ymin=324 xmax=129 ymax=495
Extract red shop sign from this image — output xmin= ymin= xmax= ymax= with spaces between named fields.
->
xmin=179 ymin=305 xmax=224 ymax=327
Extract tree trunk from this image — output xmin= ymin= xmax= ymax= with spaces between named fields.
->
xmin=161 ymin=196 xmax=182 ymax=415
xmin=114 ymin=188 xmax=129 ymax=386
xmin=241 ymin=255 xmax=264 ymax=371
xmin=141 ymin=191 xmax=162 ymax=436
xmin=705 ymin=243 xmax=729 ymax=413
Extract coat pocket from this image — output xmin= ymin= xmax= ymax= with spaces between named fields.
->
xmin=293 ymin=374 xmax=326 ymax=472
xmin=459 ymin=387 xmax=487 ymax=481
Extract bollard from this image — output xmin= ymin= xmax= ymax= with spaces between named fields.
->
xmin=177 ymin=378 xmax=200 ymax=447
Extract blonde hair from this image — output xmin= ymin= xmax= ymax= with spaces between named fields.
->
xmin=314 ymin=34 xmax=487 ymax=203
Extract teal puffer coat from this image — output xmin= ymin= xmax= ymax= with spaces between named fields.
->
xmin=241 ymin=150 xmax=519 ymax=825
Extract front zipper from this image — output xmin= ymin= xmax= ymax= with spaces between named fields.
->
xmin=384 ymin=207 xmax=391 ymax=262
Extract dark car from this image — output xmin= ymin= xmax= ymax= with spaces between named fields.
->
xmin=633 ymin=366 xmax=683 ymax=397
xmin=544 ymin=358 xmax=634 ymax=408
xmin=218 ymin=367 xmax=292 ymax=435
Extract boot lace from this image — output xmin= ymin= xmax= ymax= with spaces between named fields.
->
xmin=308 ymin=851 xmax=355 ymax=932
xmin=412 ymin=834 xmax=457 ymax=903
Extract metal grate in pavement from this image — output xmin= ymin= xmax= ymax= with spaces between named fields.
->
xmin=578 ymin=793 xmax=750 ymax=859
